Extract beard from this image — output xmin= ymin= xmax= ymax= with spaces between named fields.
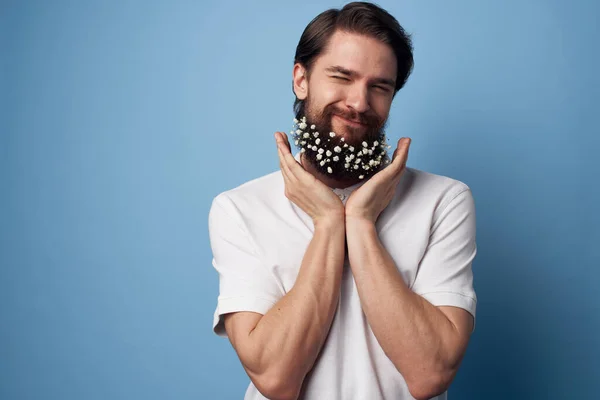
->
xmin=291 ymin=96 xmax=391 ymax=181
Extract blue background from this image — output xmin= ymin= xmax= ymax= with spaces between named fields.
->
xmin=2 ymin=1 xmax=599 ymax=399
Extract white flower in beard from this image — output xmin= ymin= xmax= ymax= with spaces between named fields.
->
xmin=291 ymin=115 xmax=390 ymax=178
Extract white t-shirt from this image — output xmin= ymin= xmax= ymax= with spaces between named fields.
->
xmin=209 ymin=152 xmax=477 ymax=400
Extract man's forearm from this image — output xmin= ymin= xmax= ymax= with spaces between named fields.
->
xmin=248 ymin=216 xmax=345 ymax=398
xmin=345 ymin=217 xmax=460 ymax=399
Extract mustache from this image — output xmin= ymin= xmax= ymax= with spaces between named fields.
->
xmin=326 ymin=106 xmax=381 ymax=128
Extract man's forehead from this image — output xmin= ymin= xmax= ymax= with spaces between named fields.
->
xmin=314 ymin=31 xmax=397 ymax=80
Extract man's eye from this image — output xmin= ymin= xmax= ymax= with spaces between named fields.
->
xmin=333 ymin=76 xmax=349 ymax=81
xmin=375 ymin=86 xmax=390 ymax=92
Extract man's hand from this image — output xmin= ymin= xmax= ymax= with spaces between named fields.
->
xmin=275 ymin=131 xmax=345 ymax=225
xmin=345 ymin=137 xmax=412 ymax=223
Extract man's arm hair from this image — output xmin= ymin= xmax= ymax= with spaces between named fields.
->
xmin=223 ymin=216 xmax=345 ymax=400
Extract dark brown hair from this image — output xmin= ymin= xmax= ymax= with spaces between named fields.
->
xmin=293 ymin=1 xmax=414 ymax=116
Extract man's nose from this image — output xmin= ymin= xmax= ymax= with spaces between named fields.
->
xmin=344 ymin=85 xmax=370 ymax=114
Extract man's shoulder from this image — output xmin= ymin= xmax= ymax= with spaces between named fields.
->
xmin=405 ymin=166 xmax=471 ymax=192
xmin=402 ymin=166 xmax=473 ymax=213
xmin=210 ymin=169 xmax=284 ymax=215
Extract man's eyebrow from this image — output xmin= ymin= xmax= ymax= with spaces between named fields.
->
xmin=325 ymin=65 xmax=396 ymax=88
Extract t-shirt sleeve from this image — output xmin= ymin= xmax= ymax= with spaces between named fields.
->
xmin=410 ymin=188 xmax=478 ymax=333
xmin=208 ymin=194 xmax=283 ymax=338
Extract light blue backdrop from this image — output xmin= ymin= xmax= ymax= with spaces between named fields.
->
xmin=1 ymin=1 xmax=599 ymax=399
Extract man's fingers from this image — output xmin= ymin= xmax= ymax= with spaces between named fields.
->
xmin=275 ymin=132 xmax=294 ymax=159
xmin=275 ymin=132 xmax=299 ymax=180
xmin=276 ymin=146 xmax=286 ymax=175
xmin=275 ymin=132 xmax=290 ymax=154
xmin=278 ymin=147 xmax=293 ymax=183
xmin=276 ymin=131 xmax=310 ymax=180
xmin=276 ymin=140 xmax=293 ymax=179
xmin=391 ymin=137 xmax=410 ymax=161
xmin=391 ymin=137 xmax=411 ymax=175
xmin=280 ymin=132 xmax=301 ymax=169
xmin=282 ymin=131 xmax=293 ymax=153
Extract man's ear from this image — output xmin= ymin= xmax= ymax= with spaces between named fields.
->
xmin=292 ymin=63 xmax=308 ymax=100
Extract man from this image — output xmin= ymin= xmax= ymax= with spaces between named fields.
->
xmin=208 ymin=2 xmax=477 ymax=399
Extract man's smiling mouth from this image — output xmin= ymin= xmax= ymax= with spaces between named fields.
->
xmin=334 ymin=114 xmax=367 ymax=127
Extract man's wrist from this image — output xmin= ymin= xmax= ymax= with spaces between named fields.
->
xmin=345 ymin=216 xmax=378 ymax=243
xmin=313 ymin=212 xmax=345 ymax=231
xmin=345 ymin=215 xmax=377 ymax=230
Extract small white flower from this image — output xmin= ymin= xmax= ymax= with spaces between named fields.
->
xmin=311 ymin=124 xmax=316 ymax=130
xmin=368 ymin=149 xmax=373 ymax=155
xmin=315 ymin=138 xmax=321 ymax=145
xmin=320 ymin=160 xmax=326 ymax=166
xmin=348 ymin=146 xmax=355 ymax=152
xmin=300 ymin=148 xmax=305 ymax=153
xmin=359 ymin=175 xmax=364 ymax=179
xmin=334 ymin=146 xmax=342 ymax=153
xmin=357 ymin=151 xmax=363 ymax=157
xmin=369 ymin=159 xmax=375 ymax=166
xmin=341 ymin=138 xmax=345 ymax=141
xmin=348 ymin=154 xmax=355 ymax=160
xmin=374 ymin=141 xmax=379 ymax=146
xmin=354 ymin=165 xmax=359 ymax=169
xmin=317 ymin=154 xmax=323 ymax=160
xmin=327 ymin=167 xmax=333 ymax=174
xmin=314 ymin=132 xmax=319 ymax=137
xmin=344 ymin=163 xmax=350 ymax=168
xmin=312 ymin=145 xmax=318 ymax=151
xmin=296 ymin=129 xmax=302 ymax=135
xmin=355 ymin=158 xmax=361 ymax=164
xmin=293 ymin=118 xmax=299 ymax=123
xmin=326 ymin=150 xmax=332 ymax=157
xmin=300 ymin=141 xmax=306 ymax=145
xmin=318 ymin=148 xmax=324 ymax=154
xmin=333 ymin=156 xmax=339 ymax=161
xmin=303 ymin=132 xmax=310 ymax=138
xmin=329 ymin=132 xmax=336 ymax=137
xmin=362 ymin=141 xmax=368 ymax=148
xmin=295 ymin=140 xmax=299 ymax=145
xmin=299 ymin=122 xmax=307 ymax=130
xmin=343 ymin=143 xmax=348 ymax=148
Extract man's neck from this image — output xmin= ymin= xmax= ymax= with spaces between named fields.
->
xmin=299 ymin=153 xmax=361 ymax=190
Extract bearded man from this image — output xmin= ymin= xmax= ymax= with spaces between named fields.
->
xmin=209 ymin=2 xmax=478 ymax=399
